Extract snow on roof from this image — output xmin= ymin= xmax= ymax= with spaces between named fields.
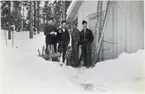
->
xmin=66 ymin=0 xmax=83 ymax=21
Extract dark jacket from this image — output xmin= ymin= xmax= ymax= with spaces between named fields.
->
xmin=43 ymin=24 xmax=57 ymax=45
xmin=57 ymin=28 xmax=63 ymax=41
xmin=43 ymin=24 xmax=57 ymax=36
xmin=79 ymin=28 xmax=94 ymax=45
xmin=79 ymin=28 xmax=94 ymax=67
xmin=58 ymin=28 xmax=70 ymax=45
xmin=71 ymin=28 xmax=80 ymax=41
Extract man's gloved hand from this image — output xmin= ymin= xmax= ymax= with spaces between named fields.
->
xmin=50 ymin=31 xmax=57 ymax=35
xmin=68 ymin=43 xmax=71 ymax=47
xmin=50 ymin=31 xmax=54 ymax=34
xmin=53 ymin=32 xmax=57 ymax=35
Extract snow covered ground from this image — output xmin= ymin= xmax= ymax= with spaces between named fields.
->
xmin=0 ymin=30 xmax=145 ymax=94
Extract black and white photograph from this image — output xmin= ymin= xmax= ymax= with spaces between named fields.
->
xmin=0 ymin=0 xmax=144 ymax=93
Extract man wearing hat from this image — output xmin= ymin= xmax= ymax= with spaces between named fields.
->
xmin=79 ymin=20 xmax=94 ymax=68
xmin=59 ymin=20 xmax=70 ymax=63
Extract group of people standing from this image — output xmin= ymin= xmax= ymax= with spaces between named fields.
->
xmin=43 ymin=18 xmax=94 ymax=68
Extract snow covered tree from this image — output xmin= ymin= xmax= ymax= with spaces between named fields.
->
xmin=52 ymin=1 xmax=71 ymax=27
xmin=12 ymin=1 xmax=22 ymax=32
xmin=1 ymin=1 xmax=13 ymax=39
xmin=52 ymin=1 xmax=62 ymax=27
xmin=43 ymin=1 xmax=53 ymax=24
xmin=1 ymin=1 xmax=26 ymax=32
xmin=1 ymin=1 xmax=11 ymax=30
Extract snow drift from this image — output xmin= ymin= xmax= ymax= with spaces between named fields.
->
xmin=0 ymin=31 xmax=145 ymax=94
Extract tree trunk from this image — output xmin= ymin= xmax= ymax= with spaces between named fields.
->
xmin=62 ymin=1 xmax=65 ymax=20
xmin=21 ymin=1 xmax=24 ymax=31
xmin=29 ymin=1 xmax=33 ymax=39
xmin=37 ymin=1 xmax=40 ymax=34
xmin=23 ymin=2 xmax=24 ymax=30
xmin=33 ymin=1 xmax=36 ymax=35
xmin=8 ymin=1 xmax=11 ymax=39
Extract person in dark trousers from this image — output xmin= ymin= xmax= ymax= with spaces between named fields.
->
xmin=57 ymin=26 xmax=63 ymax=53
xmin=59 ymin=21 xmax=70 ymax=63
xmin=71 ymin=22 xmax=80 ymax=67
xmin=79 ymin=20 xmax=94 ymax=68
xmin=43 ymin=18 xmax=57 ymax=57
xmin=65 ymin=46 xmax=73 ymax=66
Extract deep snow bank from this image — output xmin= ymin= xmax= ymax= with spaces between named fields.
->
xmin=82 ymin=49 xmax=145 ymax=82
xmin=0 ymin=31 xmax=145 ymax=93
xmin=76 ymin=49 xmax=145 ymax=92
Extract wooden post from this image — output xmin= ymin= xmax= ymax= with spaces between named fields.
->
xmin=98 ymin=1 xmax=103 ymax=61
xmin=92 ymin=1 xmax=100 ymax=65
xmin=96 ymin=1 xmax=112 ymax=62
xmin=93 ymin=1 xmax=112 ymax=65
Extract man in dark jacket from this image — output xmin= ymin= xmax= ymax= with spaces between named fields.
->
xmin=58 ymin=21 xmax=70 ymax=63
xmin=79 ymin=20 xmax=94 ymax=68
xmin=43 ymin=18 xmax=57 ymax=56
xmin=71 ymin=22 xmax=80 ymax=67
